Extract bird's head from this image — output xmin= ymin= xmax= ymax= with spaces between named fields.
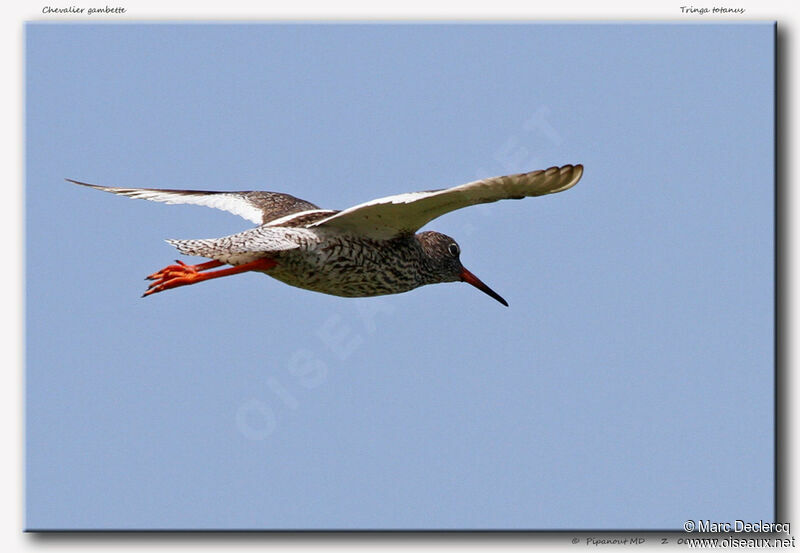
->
xmin=416 ymin=231 xmax=508 ymax=307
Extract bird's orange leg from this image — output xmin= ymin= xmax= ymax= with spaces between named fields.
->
xmin=143 ymin=258 xmax=277 ymax=297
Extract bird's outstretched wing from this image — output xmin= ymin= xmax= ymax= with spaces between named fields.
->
xmin=66 ymin=179 xmax=322 ymax=225
xmin=309 ymin=164 xmax=583 ymax=239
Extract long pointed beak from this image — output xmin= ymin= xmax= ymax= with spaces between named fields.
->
xmin=460 ymin=267 xmax=508 ymax=307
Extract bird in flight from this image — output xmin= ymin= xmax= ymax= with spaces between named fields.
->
xmin=68 ymin=164 xmax=582 ymax=306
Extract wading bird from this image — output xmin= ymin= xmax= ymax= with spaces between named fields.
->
xmin=69 ymin=164 xmax=582 ymax=306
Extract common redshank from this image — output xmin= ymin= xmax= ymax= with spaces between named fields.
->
xmin=68 ymin=164 xmax=582 ymax=306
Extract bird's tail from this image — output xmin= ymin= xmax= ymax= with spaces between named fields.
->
xmin=164 ymin=238 xmax=262 ymax=266
xmin=166 ymin=238 xmax=220 ymax=258
xmin=164 ymin=225 xmax=311 ymax=265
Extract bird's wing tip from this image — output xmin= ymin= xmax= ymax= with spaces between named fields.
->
xmin=552 ymin=164 xmax=584 ymax=193
xmin=65 ymin=178 xmax=94 ymax=187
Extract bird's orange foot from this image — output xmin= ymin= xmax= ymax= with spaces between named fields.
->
xmin=145 ymin=260 xmax=190 ymax=282
xmin=144 ymin=266 xmax=199 ymax=297
xmin=146 ymin=259 xmax=223 ymax=281
xmin=144 ymin=273 xmax=204 ymax=297
xmin=142 ymin=258 xmax=277 ymax=298
xmin=144 ymin=260 xmax=224 ymax=297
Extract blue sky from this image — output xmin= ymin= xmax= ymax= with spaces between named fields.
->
xmin=26 ymin=23 xmax=774 ymax=530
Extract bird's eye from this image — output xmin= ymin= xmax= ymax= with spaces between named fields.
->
xmin=448 ymin=243 xmax=460 ymax=257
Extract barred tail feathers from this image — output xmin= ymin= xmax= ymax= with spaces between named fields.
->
xmin=164 ymin=226 xmax=311 ymax=265
xmin=164 ymin=238 xmax=263 ymax=265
